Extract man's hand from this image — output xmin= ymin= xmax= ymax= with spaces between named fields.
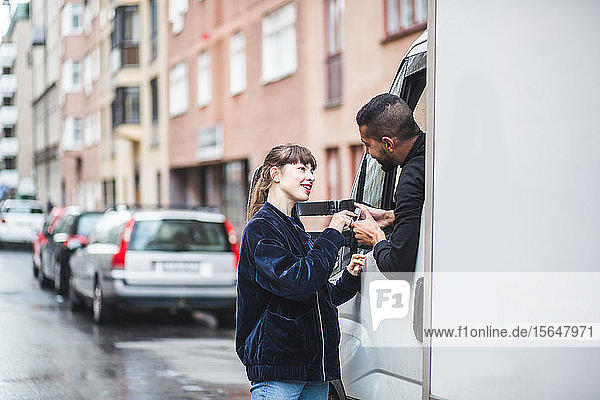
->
xmin=354 ymin=202 xmax=395 ymax=229
xmin=352 ymin=209 xmax=387 ymax=246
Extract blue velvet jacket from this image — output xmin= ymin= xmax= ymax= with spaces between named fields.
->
xmin=235 ymin=202 xmax=361 ymax=382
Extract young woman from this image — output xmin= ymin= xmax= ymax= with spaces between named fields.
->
xmin=236 ymin=144 xmax=365 ymax=400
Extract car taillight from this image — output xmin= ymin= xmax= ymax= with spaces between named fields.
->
xmin=224 ymin=219 xmax=239 ymax=269
xmin=112 ymin=218 xmax=135 ymax=269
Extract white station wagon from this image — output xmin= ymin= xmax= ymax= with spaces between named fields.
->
xmin=0 ymin=199 xmax=44 ymax=246
xmin=68 ymin=207 xmax=239 ymax=324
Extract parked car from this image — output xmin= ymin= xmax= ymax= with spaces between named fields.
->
xmin=39 ymin=207 xmax=103 ymax=294
xmin=69 ymin=207 xmax=239 ymax=324
xmin=33 ymin=206 xmax=65 ymax=278
xmin=0 ymin=199 xmax=44 ymax=248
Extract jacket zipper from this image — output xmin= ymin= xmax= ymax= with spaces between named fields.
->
xmin=290 ymin=217 xmax=325 ymax=379
xmin=315 ymin=291 xmax=326 ymax=381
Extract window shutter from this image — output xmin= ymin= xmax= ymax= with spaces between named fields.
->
xmin=62 ymin=5 xmax=71 ymax=37
xmin=63 ymin=117 xmax=74 ymax=150
xmin=62 ymin=61 xmax=72 ymax=92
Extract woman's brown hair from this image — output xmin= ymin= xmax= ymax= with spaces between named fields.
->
xmin=246 ymin=144 xmax=317 ymax=220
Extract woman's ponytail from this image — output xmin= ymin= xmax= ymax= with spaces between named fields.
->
xmin=247 ymin=166 xmax=271 ymax=220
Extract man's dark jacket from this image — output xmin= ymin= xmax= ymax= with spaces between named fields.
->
xmin=236 ymin=202 xmax=361 ymax=382
xmin=373 ymin=131 xmax=425 ymax=277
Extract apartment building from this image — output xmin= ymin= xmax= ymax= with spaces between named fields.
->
xmin=31 ymin=0 xmax=62 ymax=206
xmin=166 ymin=0 xmax=426 ymax=233
xmin=96 ymin=0 xmax=168 ymax=208
xmin=59 ymin=0 xmax=102 ymax=209
xmin=0 ymin=3 xmax=33 ymax=199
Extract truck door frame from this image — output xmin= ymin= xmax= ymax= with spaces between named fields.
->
xmin=423 ymin=0 xmax=436 ymax=398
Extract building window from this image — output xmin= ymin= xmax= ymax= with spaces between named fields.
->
xmin=111 ymin=6 xmax=139 ymax=72
xmin=150 ymin=0 xmax=158 ymax=59
xmin=229 ymin=31 xmax=246 ymax=95
xmin=103 ymin=179 xmax=116 ymax=208
xmin=2 ymin=156 xmax=16 ymax=170
xmin=112 ymin=87 xmax=140 ymax=126
xmin=169 ymin=63 xmax=188 ymax=116
xmin=72 ymin=4 xmax=82 ymax=30
xmin=72 ymin=61 xmax=82 ymax=86
xmin=262 ymin=3 xmax=297 ymax=83
xmin=326 ymin=148 xmax=339 ymax=199
xmin=2 ymin=95 xmax=13 ymax=106
xmin=350 ymin=144 xmax=364 ymax=178
xmin=63 ymin=116 xmax=84 ymax=151
xmin=151 ymin=78 xmax=158 ymax=124
xmin=385 ymin=0 xmax=427 ymax=38
xmin=197 ymin=50 xmax=211 ymax=107
xmin=2 ymin=66 xmax=12 ymax=74
xmin=3 ymin=127 xmax=14 ymax=138
xmin=325 ymin=0 xmax=343 ymax=106
xmin=62 ymin=3 xmax=83 ymax=36
xmin=62 ymin=60 xmax=82 ymax=93
xmin=169 ymin=0 xmax=188 ymax=34
xmin=73 ymin=118 xmax=83 ymax=145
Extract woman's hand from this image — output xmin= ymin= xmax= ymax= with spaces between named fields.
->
xmin=329 ymin=210 xmax=355 ymax=232
xmin=347 ymin=253 xmax=366 ymax=276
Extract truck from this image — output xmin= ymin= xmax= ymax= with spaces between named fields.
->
xmin=296 ymin=0 xmax=600 ymax=399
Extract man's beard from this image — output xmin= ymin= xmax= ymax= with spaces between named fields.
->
xmin=377 ymin=153 xmax=396 ymax=172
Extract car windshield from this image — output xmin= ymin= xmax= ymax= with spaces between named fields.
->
xmin=76 ymin=213 xmax=103 ymax=236
xmin=128 ymin=219 xmax=230 ymax=252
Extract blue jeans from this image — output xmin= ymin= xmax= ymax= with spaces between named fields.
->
xmin=250 ymin=380 xmax=329 ymax=400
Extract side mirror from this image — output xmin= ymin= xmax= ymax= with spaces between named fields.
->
xmin=53 ymin=232 xmax=69 ymax=243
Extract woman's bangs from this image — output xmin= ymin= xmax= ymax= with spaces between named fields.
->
xmin=285 ymin=145 xmax=317 ymax=170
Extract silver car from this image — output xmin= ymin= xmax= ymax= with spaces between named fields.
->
xmin=69 ymin=208 xmax=238 ymax=324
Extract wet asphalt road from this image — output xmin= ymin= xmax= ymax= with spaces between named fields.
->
xmin=0 ymin=247 xmax=250 ymax=400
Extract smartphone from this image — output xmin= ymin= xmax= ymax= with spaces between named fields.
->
xmin=352 ymin=207 xmax=362 ymax=221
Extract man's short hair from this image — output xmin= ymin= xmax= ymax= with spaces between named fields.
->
xmin=356 ymin=93 xmax=419 ymax=142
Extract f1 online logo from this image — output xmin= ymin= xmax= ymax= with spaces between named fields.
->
xmin=369 ymin=280 xmax=411 ymax=331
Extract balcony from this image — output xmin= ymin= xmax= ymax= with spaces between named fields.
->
xmin=0 ymin=169 xmax=18 ymax=188
xmin=31 ymin=25 xmax=45 ymax=46
xmin=0 ymin=137 xmax=18 ymax=157
xmin=0 ymin=74 xmax=17 ymax=96
xmin=0 ymin=43 xmax=16 ymax=68
xmin=0 ymin=106 xmax=17 ymax=126
xmin=111 ymin=6 xmax=139 ymax=73
xmin=114 ymin=124 xmax=141 ymax=142
xmin=110 ymin=45 xmax=139 ymax=74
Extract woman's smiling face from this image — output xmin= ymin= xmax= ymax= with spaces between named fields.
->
xmin=277 ymin=163 xmax=315 ymax=203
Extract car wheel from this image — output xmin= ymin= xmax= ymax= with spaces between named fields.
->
xmin=92 ymin=279 xmax=113 ymax=324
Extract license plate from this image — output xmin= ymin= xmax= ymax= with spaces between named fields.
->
xmin=158 ymin=262 xmax=201 ymax=273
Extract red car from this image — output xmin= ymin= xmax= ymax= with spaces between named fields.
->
xmin=32 ymin=207 xmax=64 ymax=279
